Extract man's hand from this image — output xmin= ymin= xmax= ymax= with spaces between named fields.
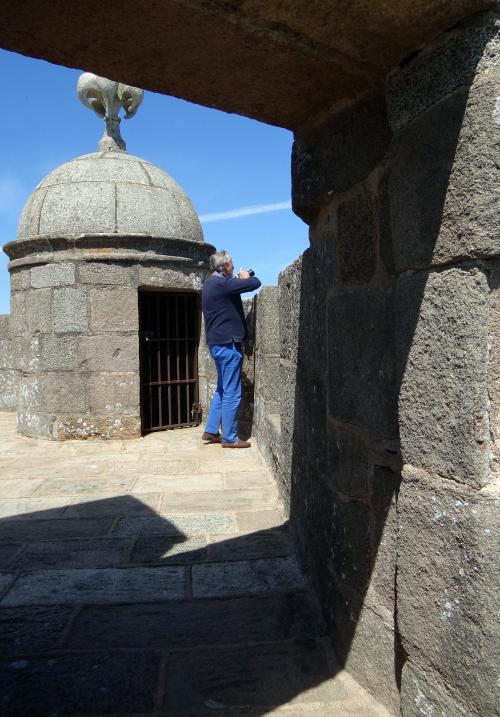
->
xmin=238 ymin=268 xmax=250 ymax=279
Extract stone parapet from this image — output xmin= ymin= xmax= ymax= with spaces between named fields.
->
xmin=272 ymin=10 xmax=500 ymax=716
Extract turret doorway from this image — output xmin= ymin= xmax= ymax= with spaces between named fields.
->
xmin=139 ymin=289 xmax=200 ymax=433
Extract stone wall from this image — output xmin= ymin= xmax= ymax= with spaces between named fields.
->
xmin=252 ymin=287 xmax=281 ymax=476
xmin=9 ymin=256 xmax=210 ymax=440
xmin=0 ymin=314 xmax=16 ymax=411
xmin=251 ymin=11 xmax=499 ymax=716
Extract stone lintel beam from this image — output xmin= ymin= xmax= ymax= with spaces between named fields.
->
xmin=0 ymin=1 xmax=493 ymax=129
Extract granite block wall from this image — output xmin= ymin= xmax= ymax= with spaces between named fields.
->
xmin=252 ymin=10 xmax=499 ymax=715
xmin=0 ymin=315 xmax=16 ymax=411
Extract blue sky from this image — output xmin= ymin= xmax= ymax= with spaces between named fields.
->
xmin=0 ymin=49 xmax=309 ymax=315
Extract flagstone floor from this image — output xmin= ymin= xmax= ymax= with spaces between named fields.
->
xmin=0 ymin=411 xmax=389 ymax=716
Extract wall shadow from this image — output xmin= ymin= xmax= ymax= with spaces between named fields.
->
xmin=0 ymin=493 xmax=342 ymax=716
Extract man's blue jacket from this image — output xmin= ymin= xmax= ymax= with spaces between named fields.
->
xmin=202 ymin=272 xmax=261 ymax=345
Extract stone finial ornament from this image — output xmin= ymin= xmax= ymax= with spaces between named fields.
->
xmin=77 ymin=73 xmax=144 ymax=152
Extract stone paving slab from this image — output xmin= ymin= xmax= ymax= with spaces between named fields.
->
xmin=32 ymin=475 xmax=135 ymax=497
xmin=161 ymin=641 xmax=348 ymax=713
xmin=0 ymin=478 xmax=45 ymax=498
xmin=207 ymin=528 xmax=293 ymax=562
xmin=112 ymin=513 xmax=235 ymax=538
xmin=66 ymin=593 xmax=323 ymax=650
xmin=130 ymin=535 xmax=208 ymax=565
xmin=0 ymin=516 xmax=115 ymax=542
xmin=1 ymin=566 xmax=186 ymax=606
xmin=0 ymin=545 xmax=22 ymax=568
xmin=133 ymin=473 xmax=225 ymax=493
xmin=62 ymin=492 xmax=161 ymax=518
xmin=158 ymin=488 xmax=278 ymax=513
xmin=0 ymin=605 xmax=73 ymax=656
xmin=191 ymin=556 xmax=305 ymax=599
xmin=235 ymin=509 xmax=287 ymax=533
xmin=8 ymin=537 xmax=134 ymax=571
xmin=0 ymin=651 xmax=161 ymax=716
xmin=0 ymin=496 xmax=70 ymax=520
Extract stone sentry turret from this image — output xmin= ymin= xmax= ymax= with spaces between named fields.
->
xmin=3 ymin=74 xmax=215 ymax=439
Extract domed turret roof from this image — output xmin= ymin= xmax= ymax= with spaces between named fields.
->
xmin=16 ymin=73 xmax=203 ymax=244
xmin=16 ymin=151 xmax=203 ymax=243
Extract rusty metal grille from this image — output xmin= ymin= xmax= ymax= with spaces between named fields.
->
xmin=139 ymin=291 xmax=200 ymax=433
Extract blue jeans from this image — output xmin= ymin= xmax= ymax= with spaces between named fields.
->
xmin=205 ymin=342 xmax=243 ymax=443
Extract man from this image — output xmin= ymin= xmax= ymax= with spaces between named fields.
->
xmin=202 ymin=250 xmax=261 ymax=448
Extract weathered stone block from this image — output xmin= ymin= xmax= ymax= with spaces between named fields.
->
xmin=397 ymin=266 xmax=490 ymax=486
xmin=328 ymin=286 xmax=396 ymax=440
xmin=279 ymin=359 xmax=303 ymax=451
xmin=89 ymin=286 xmax=138 ymax=332
xmin=0 ymin=370 xmax=16 ymax=411
xmin=78 ymin=333 xmax=139 ymax=372
xmin=0 ymin=517 xmax=114 ymax=543
xmin=387 ymin=11 xmax=499 ymax=131
xmin=40 ymin=336 xmax=76 ymax=371
xmin=17 ymin=373 xmax=41 ymax=414
xmin=10 ymin=292 xmax=26 ymax=336
xmin=279 ymin=256 xmax=302 ymax=364
xmin=113 ymin=513 xmax=234 ymax=537
xmin=88 ymin=371 xmax=140 ymax=414
xmin=16 ymin=411 xmax=52 ymax=440
xmin=137 ymin=265 xmax=203 ymax=290
xmin=67 ymin=593 xmax=318 ymax=649
xmin=400 ymin=662 xmax=471 ymax=717
xmin=38 ymin=181 xmax=116 ymax=235
xmin=389 ymin=78 xmax=499 ymax=272
xmin=26 ymin=288 xmax=53 ymax=334
xmin=117 ymin=184 xmax=184 ymax=236
xmin=336 ymin=188 xmax=376 ymax=285
xmin=9 ymin=269 xmax=30 ymax=292
xmin=31 ymin=262 xmax=75 ymax=288
xmin=255 ymin=352 xmax=280 ymax=407
xmin=40 ymin=372 xmax=86 ymax=413
xmin=13 ymin=335 xmax=40 ymax=373
xmin=332 ymin=597 xmax=400 ymax=715
xmin=0 ymin=339 xmax=13 ymax=370
xmin=0 ymin=651 xmax=160 ymax=716
xmin=327 ymin=422 xmax=371 ymax=499
xmin=2 ymin=565 xmax=185 ymax=606
xmin=255 ymin=286 xmax=279 ymax=355
xmin=79 ymin=262 xmax=133 ymax=285
xmin=0 ymin=606 xmax=73 ymax=657
xmin=162 ymin=641 xmax=339 ymax=711
xmin=56 ymin=414 xmax=141 ymax=440
xmin=0 ymin=314 xmax=10 ymax=338
xmin=368 ymin=466 xmax=400 ymax=614
xmin=48 ymin=154 xmax=149 ymax=185
xmin=16 ymin=187 xmax=47 ymax=241
xmin=10 ymin=538 xmax=133 ymax=571
xmin=292 ymin=93 xmax=391 ymax=222
xmin=397 ymin=466 xmax=499 ymax=716
xmin=53 ymin=286 xmax=88 ymax=333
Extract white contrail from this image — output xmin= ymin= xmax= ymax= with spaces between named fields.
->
xmin=199 ymin=200 xmax=291 ymax=223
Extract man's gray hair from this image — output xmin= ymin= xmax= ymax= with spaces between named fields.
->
xmin=210 ymin=250 xmax=232 ymax=273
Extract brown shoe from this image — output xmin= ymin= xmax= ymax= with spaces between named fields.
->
xmin=221 ymin=439 xmax=251 ymax=449
xmin=202 ymin=431 xmax=222 ymax=444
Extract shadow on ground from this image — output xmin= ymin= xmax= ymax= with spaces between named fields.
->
xmin=0 ymin=494 xmax=367 ymax=717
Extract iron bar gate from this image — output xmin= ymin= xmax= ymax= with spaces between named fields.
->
xmin=139 ymin=290 xmax=200 ymax=433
